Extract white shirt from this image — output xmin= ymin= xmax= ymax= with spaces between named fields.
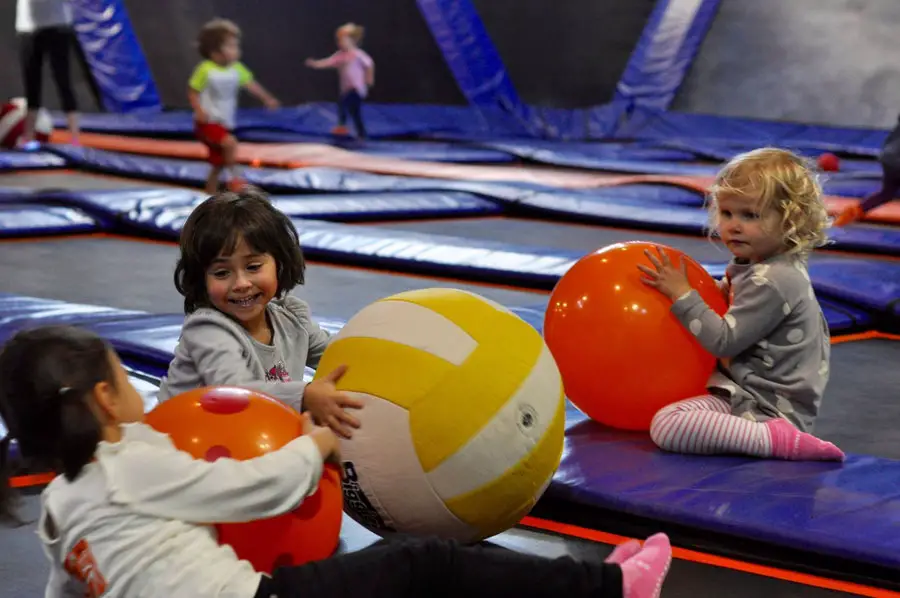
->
xmin=16 ymin=0 xmax=73 ymax=33
xmin=38 ymin=422 xmax=324 ymax=598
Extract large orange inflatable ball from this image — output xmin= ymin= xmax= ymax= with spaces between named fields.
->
xmin=543 ymin=242 xmax=729 ymax=431
xmin=144 ymin=386 xmax=343 ymax=573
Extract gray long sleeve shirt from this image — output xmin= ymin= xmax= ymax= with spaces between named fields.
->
xmin=670 ymin=253 xmax=831 ymax=432
xmin=157 ymin=295 xmax=331 ymax=411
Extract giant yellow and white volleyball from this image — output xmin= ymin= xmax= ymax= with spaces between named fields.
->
xmin=313 ymin=288 xmax=566 ymax=542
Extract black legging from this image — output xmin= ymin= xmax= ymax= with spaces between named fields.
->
xmin=19 ymin=25 xmax=78 ymax=112
xmin=338 ymin=90 xmax=367 ymax=138
xmin=255 ymin=537 xmax=623 ymax=598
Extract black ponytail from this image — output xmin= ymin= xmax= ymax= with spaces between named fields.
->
xmin=0 ymin=326 xmax=113 ymax=524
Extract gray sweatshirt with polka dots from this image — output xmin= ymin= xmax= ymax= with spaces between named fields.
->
xmin=670 ymin=253 xmax=830 ymax=432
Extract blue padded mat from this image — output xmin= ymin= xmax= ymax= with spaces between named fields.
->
xmin=552 ymin=407 xmax=900 ymax=570
xmin=0 ymin=150 xmax=67 ymax=170
xmin=808 ymin=259 xmax=900 ymax=314
xmin=616 ymin=107 xmax=889 ymax=157
xmin=0 ymin=203 xmax=99 ymax=237
xmin=53 ymin=103 xmax=540 ymax=139
xmin=822 ymin=179 xmax=890 ymax=200
xmin=0 ymin=294 xmax=144 ymax=345
xmin=467 ymin=140 xmax=718 ymax=174
xmin=0 ymin=186 xmax=502 ymax=227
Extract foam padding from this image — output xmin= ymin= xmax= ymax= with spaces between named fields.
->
xmin=54 ymin=103 xmax=539 ymax=139
xmin=0 ymin=203 xmax=100 ymax=236
xmin=469 ymin=140 xmax=719 ymax=175
xmin=0 ymin=294 xmax=144 ymax=345
xmin=819 ymin=299 xmax=874 ymax=332
xmin=0 ymin=150 xmax=67 ymax=170
xmin=0 ymin=186 xmax=501 ymax=229
xmin=551 ymin=406 xmax=900 ymax=570
xmin=808 ymin=259 xmax=900 ymax=314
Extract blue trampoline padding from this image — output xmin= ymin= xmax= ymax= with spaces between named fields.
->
xmin=819 ymin=299 xmax=874 ymax=332
xmin=0 ymin=186 xmax=501 ymax=229
xmin=472 ymin=141 xmax=716 ymax=173
xmin=808 ymin=259 xmax=900 ymax=314
xmin=55 ymin=103 xmax=540 ymax=139
xmin=142 ymin=191 xmax=501 ymax=228
xmin=552 ymin=408 xmax=900 ymax=569
xmin=0 ymin=203 xmax=100 ymax=236
xmin=577 ymin=184 xmax=705 ymax=207
xmin=617 ymin=107 xmax=890 ymax=157
xmin=821 ymin=179 xmax=886 ymax=199
xmin=0 ymin=294 xmax=145 ymax=346
xmin=0 ymin=151 xmax=67 ymax=170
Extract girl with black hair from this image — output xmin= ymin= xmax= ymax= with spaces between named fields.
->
xmin=157 ymin=187 xmax=363 ymax=440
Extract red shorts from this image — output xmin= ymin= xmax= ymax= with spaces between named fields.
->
xmin=194 ymin=121 xmax=233 ymax=166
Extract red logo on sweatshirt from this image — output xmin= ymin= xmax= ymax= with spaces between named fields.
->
xmin=64 ymin=539 xmax=108 ymax=597
xmin=265 ymin=361 xmax=292 ymax=383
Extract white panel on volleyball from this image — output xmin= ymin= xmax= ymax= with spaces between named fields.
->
xmin=426 ymin=345 xmax=563 ymax=501
xmin=332 ymin=300 xmax=476 ymax=366
xmin=340 ymin=391 xmax=477 ymax=541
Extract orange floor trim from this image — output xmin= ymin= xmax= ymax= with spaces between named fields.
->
xmin=520 ymin=516 xmax=900 ymax=597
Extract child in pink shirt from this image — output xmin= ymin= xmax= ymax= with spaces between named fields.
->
xmin=306 ymin=23 xmax=375 ymax=139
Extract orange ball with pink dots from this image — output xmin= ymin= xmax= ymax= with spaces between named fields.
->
xmin=145 ymin=386 xmax=343 ymax=573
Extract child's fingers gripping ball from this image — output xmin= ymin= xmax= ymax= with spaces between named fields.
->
xmin=637 ymin=246 xmax=693 ymax=300
xmin=304 ymin=364 xmax=364 ymax=438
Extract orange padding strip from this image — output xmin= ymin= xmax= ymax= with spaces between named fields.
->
xmin=520 ymin=516 xmax=900 ymax=597
xmin=9 ymin=472 xmax=56 ymax=488
xmin=832 ymin=331 xmax=900 ymax=345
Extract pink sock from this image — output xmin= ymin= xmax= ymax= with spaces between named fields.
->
xmin=619 ymin=533 xmax=672 ymax=598
xmin=605 ymin=539 xmax=641 ymax=565
xmin=765 ymin=419 xmax=845 ymax=461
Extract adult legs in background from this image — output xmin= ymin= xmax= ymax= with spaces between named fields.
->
xmin=265 ymin=535 xmax=673 ymax=598
xmin=650 ymin=395 xmax=843 ymax=461
xmin=45 ymin=26 xmax=80 ymax=142
xmin=18 ymin=30 xmax=43 ymax=145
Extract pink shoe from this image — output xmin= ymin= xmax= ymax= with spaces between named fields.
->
xmin=620 ymin=533 xmax=672 ymax=598
xmin=766 ymin=419 xmax=845 ymax=461
xmin=605 ymin=539 xmax=641 ymax=565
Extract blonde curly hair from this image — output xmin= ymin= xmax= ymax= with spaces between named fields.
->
xmin=707 ymin=147 xmax=830 ymax=257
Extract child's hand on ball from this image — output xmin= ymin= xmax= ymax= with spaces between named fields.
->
xmin=304 ymin=365 xmax=364 ymax=439
xmin=302 ymin=413 xmax=345 ymax=477
xmin=638 ymin=246 xmax=694 ymax=301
